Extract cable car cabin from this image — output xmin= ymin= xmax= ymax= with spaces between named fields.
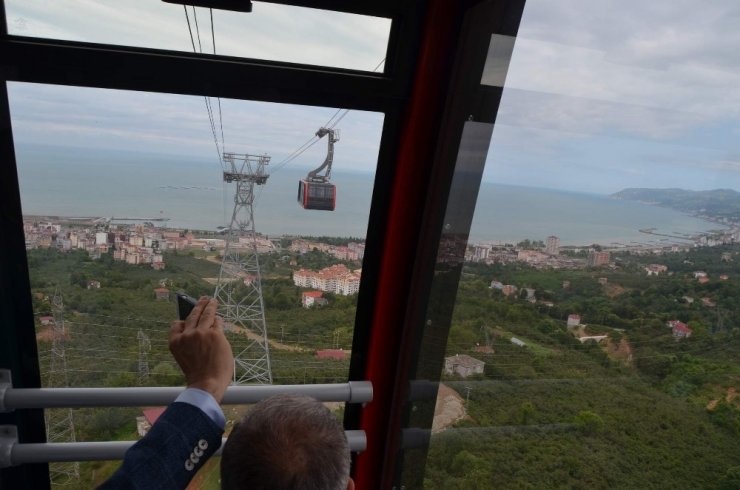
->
xmin=297 ymin=179 xmax=336 ymax=211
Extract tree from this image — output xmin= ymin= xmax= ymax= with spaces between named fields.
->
xmin=574 ymin=410 xmax=604 ymax=434
xmin=718 ymin=466 xmax=740 ymax=490
xmin=520 ymin=401 xmax=535 ymax=425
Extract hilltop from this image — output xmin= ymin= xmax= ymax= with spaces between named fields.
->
xmin=612 ymin=188 xmax=740 ymax=220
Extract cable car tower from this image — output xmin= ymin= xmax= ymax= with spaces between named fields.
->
xmin=297 ymin=127 xmax=340 ymax=211
xmin=46 ymin=288 xmax=79 ymax=484
xmin=214 ymin=152 xmax=273 ymax=385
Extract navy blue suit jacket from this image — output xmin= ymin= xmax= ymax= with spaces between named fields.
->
xmin=99 ymin=402 xmax=224 ymax=489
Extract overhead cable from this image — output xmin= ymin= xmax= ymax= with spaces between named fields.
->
xmin=184 ymin=6 xmax=223 ymax=170
xmin=270 ymin=57 xmax=386 ymax=174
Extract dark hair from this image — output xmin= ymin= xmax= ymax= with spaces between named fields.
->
xmin=220 ymin=394 xmax=350 ymax=490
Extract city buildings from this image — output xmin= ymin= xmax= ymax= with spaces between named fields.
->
xmin=587 ymin=251 xmax=611 ymax=267
xmin=545 ymin=235 xmax=560 ymax=255
xmin=289 ymin=239 xmax=364 ymax=261
xmin=645 ymin=264 xmax=668 ymax=276
xmin=293 ymin=264 xmax=362 ymax=296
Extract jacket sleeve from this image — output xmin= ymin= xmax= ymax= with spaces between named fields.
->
xmin=98 ymin=402 xmax=224 ymax=489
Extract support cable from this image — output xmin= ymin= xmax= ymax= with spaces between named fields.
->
xmin=269 ymin=57 xmax=386 ymax=174
xmin=184 ymin=5 xmax=223 ymax=170
xmin=192 ymin=6 xmax=204 ymax=53
xmin=211 ymin=8 xmax=226 ymax=153
xmin=182 ymin=6 xmax=197 ymax=52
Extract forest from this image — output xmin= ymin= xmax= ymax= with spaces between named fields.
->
xmin=425 ymin=245 xmax=740 ymax=489
xmin=26 ymin=241 xmax=740 ymax=488
xmin=28 ymin=245 xmax=358 ymax=487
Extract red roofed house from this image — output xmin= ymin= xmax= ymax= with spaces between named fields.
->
xmin=302 ymin=291 xmax=327 ymax=308
xmin=39 ymin=316 xmax=54 ymax=326
xmin=668 ymin=320 xmax=692 ymax=339
xmin=137 ymin=407 xmax=166 ymax=437
xmin=315 ymin=349 xmax=347 ymax=361
xmin=153 ymin=287 xmax=170 ymax=301
xmin=645 ymin=264 xmax=668 ymax=276
xmin=567 ymin=314 xmax=581 ymax=328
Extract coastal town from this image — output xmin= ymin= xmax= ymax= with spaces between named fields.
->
xmin=22 ymin=215 xmax=366 ymax=296
xmin=21 ymin=212 xmax=740 ymax=489
xmin=23 ymin=216 xmax=363 ymax=266
xmin=464 ymin=223 xmax=740 ymax=269
xmin=23 ymin=214 xmax=739 ymax=278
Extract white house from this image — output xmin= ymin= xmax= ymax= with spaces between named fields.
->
xmin=444 ymin=354 xmax=485 ymax=378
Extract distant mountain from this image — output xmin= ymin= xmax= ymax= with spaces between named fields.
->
xmin=611 ymin=188 xmax=740 ymax=219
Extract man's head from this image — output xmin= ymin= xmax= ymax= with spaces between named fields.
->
xmin=220 ymin=394 xmax=354 ymax=490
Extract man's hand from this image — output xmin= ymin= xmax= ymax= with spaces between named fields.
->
xmin=169 ymin=297 xmax=234 ymax=403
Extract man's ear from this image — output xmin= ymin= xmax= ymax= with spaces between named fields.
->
xmin=347 ymin=477 xmax=355 ymax=490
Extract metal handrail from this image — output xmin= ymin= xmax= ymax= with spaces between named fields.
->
xmin=0 ymin=427 xmax=366 ymax=467
xmin=0 ymin=378 xmax=372 ymax=411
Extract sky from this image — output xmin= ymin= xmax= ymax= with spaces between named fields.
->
xmin=6 ymin=0 xmax=740 ymax=194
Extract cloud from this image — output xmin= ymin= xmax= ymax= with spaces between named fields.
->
xmin=7 ymin=0 xmax=740 ymax=194
xmin=5 ymin=0 xmax=389 ymax=71
xmin=503 ymin=0 xmax=740 ymax=137
xmin=8 ymin=82 xmax=385 ymax=172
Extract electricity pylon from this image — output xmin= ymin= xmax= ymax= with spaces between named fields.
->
xmin=214 ymin=153 xmax=273 ymax=385
xmin=46 ymin=288 xmax=79 ymax=485
xmin=137 ymin=329 xmax=151 ymax=386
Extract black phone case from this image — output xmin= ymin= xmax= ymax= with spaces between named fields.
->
xmin=176 ymin=293 xmax=198 ymax=320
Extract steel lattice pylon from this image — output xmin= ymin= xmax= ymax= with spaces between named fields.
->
xmin=46 ymin=288 xmax=80 ymax=485
xmin=215 ymin=153 xmax=273 ymax=385
xmin=137 ymin=329 xmax=151 ymax=386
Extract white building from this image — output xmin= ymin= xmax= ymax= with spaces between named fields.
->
xmin=567 ymin=314 xmax=581 ymax=328
xmin=293 ymin=264 xmax=362 ymax=296
xmin=510 ymin=337 xmax=526 ymax=347
xmin=545 ymin=235 xmax=560 ymax=255
xmin=444 ymin=354 xmax=485 ymax=378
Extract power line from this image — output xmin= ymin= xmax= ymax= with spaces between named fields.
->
xmin=182 ymin=6 xmax=197 ymax=52
xmin=191 ymin=6 xmax=204 ymax=53
xmin=210 ymin=8 xmax=225 ymax=153
xmin=270 ymin=57 xmax=386 ymax=174
xmin=184 ymin=5 xmax=223 ymax=169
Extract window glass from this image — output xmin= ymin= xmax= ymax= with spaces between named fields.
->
xmin=9 ymin=81 xmax=382 ymax=485
xmin=5 ymin=0 xmax=390 ymax=72
xmin=423 ymin=1 xmax=740 ymax=488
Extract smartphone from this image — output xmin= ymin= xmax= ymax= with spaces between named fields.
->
xmin=176 ymin=292 xmax=198 ymax=321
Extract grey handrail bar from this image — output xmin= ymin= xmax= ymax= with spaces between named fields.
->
xmin=0 ymin=428 xmax=366 ymax=467
xmin=1 ymin=381 xmax=373 ymax=411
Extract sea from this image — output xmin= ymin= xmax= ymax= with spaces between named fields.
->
xmin=14 ymin=144 xmax=724 ymax=247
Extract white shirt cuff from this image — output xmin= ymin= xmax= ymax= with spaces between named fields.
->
xmin=175 ymin=387 xmax=226 ymax=429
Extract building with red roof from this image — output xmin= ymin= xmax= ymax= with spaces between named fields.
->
xmin=567 ymin=314 xmax=581 ymax=328
xmin=302 ymin=291 xmax=327 ymax=308
xmin=137 ymin=407 xmax=166 ymax=437
xmin=315 ymin=349 xmax=347 ymax=361
xmin=667 ymin=320 xmax=692 ymax=339
xmin=153 ymin=287 xmax=169 ymax=301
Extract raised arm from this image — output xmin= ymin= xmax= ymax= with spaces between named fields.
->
xmin=100 ymin=297 xmax=234 ymax=489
